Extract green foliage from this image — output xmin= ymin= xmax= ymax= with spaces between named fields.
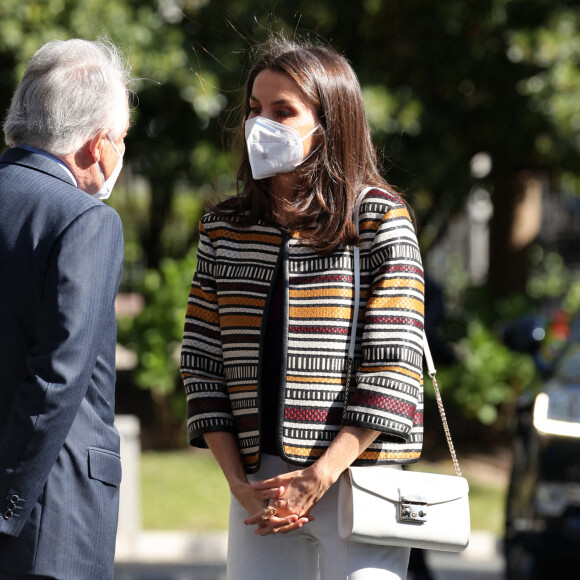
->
xmin=362 ymin=85 xmax=423 ymax=138
xmin=432 ymin=245 xmax=580 ymax=428
xmin=118 ymin=248 xmax=197 ymax=400
xmin=528 ymin=245 xmax=580 ymax=314
xmin=436 ymin=319 xmax=537 ymax=425
xmin=508 ymin=6 xmax=580 ymax=154
xmin=107 ymin=185 xmax=205 ymax=292
xmin=430 ymin=283 xmax=541 ymax=428
xmin=528 ymin=248 xmax=569 ymax=300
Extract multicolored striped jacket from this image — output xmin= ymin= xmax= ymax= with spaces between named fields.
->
xmin=181 ymin=188 xmax=425 ymax=473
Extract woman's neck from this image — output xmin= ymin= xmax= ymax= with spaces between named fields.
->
xmin=270 ymin=174 xmax=299 ymax=227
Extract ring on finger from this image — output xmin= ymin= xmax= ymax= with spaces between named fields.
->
xmin=262 ymin=505 xmax=277 ymax=520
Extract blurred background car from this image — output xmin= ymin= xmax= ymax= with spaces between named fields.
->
xmin=503 ymin=311 xmax=580 ymax=579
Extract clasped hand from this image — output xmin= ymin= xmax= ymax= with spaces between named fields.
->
xmin=243 ymin=466 xmax=330 ymax=536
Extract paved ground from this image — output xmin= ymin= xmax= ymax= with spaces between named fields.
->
xmin=114 ymin=529 xmax=504 ymax=580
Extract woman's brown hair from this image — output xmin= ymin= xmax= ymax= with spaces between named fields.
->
xmin=217 ymin=36 xmax=395 ymax=253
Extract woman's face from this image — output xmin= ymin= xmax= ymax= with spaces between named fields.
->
xmin=248 ymin=69 xmax=319 ymax=159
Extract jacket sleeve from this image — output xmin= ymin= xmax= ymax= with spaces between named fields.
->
xmin=181 ymin=222 xmax=233 ymax=448
xmin=343 ymin=198 xmax=425 ymax=442
xmin=0 ymin=205 xmax=124 ymax=537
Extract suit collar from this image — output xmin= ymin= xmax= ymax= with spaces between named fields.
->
xmin=0 ymin=147 xmax=77 ymax=187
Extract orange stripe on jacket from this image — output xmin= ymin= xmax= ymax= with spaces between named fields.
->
xmin=289 ymin=306 xmax=354 ymax=319
xmin=360 ymin=365 xmax=422 ymax=382
xmin=208 ymin=228 xmax=281 ymax=245
xmin=218 ymin=296 xmax=266 ymax=308
xmin=219 ymin=314 xmax=263 ymax=328
xmin=289 ymin=287 xmax=354 ymax=299
xmin=360 ymin=208 xmax=411 ymax=230
xmin=366 ymin=296 xmax=424 ymax=315
xmin=186 ymin=304 xmax=219 ymax=323
xmin=188 ymin=286 xmax=217 ymax=302
xmin=286 ymin=376 xmax=344 ymax=385
xmin=227 ymin=384 xmax=258 ymax=393
xmin=283 ymin=445 xmax=325 ymax=458
xmin=377 ymin=279 xmax=425 ymax=292
xmin=358 ymin=450 xmax=421 ymax=461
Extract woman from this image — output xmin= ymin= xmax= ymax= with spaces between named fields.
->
xmin=181 ymin=36 xmax=424 ymax=580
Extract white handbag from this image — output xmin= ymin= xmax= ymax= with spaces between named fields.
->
xmin=338 ymin=465 xmax=470 ymax=551
xmin=337 ymin=189 xmax=470 ymax=552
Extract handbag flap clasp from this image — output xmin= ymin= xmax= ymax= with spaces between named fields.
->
xmin=399 ymin=495 xmax=428 ymax=523
xmin=348 ymin=468 xmax=469 ymax=506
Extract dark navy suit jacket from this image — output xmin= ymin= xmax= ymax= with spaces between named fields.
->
xmin=0 ymin=148 xmax=124 ymax=579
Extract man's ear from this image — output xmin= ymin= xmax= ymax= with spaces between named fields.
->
xmin=87 ymin=130 xmax=108 ymax=163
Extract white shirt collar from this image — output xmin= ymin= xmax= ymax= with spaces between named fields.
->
xmin=19 ymin=145 xmax=78 ymax=187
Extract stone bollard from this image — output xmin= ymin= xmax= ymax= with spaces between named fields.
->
xmin=115 ymin=414 xmax=141 ymax=553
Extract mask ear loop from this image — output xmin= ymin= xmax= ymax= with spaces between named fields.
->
xmin=301 ymin=124 xmax=320 ymax=141
xmin=299 ymin=125 xmax=322 ymax=165
xmin=106 ymin=134 xmax=122 ymax=157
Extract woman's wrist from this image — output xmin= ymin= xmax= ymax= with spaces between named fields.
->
xmin=229 ymin=477 xmax=252 ymax=501
xmin=312 ymin=426 xmax=381 ymax=487
xmin=310 ymin=455 xmax=346 ymax=489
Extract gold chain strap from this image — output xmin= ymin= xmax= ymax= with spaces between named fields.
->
xmin=428 ymin=369 xmax=462 ymax=477
xmin=342 ymin=356 xmax=353 ymax=422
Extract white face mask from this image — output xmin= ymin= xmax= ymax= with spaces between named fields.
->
xmin=94 ymin=134 xmax=123 ymax=200
xmin=245 ymin=116 xmax=320 ymax=180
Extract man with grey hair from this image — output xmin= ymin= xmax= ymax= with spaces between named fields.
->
xmin=0 ymin=38 xmax=132 ymax=580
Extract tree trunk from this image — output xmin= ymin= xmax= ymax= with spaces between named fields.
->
xmin=488 ymin=171 xmax=543 ymax=298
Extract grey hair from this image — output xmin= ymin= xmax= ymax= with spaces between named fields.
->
xmin=3 ymin=38 xmax=132 ymax=155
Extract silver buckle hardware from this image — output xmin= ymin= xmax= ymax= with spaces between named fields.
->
xmin=399 ymin=495 xmax=427 ymax=523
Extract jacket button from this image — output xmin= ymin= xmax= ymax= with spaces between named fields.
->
xmin=9 ymin=495 xmax=19 ymax=503
xmin=3 ymin=509 xmax=13 ymax=519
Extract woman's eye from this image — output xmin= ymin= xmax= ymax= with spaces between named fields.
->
xmin=249 ymin=106 xmax=261 ymax=115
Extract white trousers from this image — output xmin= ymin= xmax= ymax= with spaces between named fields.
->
xmin=226 ymin=455 xmax=410 ymax=580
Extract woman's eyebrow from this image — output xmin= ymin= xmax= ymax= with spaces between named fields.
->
xmin=250 ymin=95 xmax=294 ymax=107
